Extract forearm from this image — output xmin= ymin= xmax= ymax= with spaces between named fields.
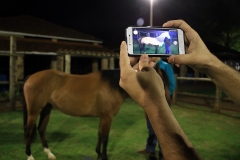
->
xmin=144 ymin=98 xmax=201 ymax=160
xmin=204 ymin=56 xmax=240 ymax=106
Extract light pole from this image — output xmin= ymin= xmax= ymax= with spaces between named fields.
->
xmin=150 ymin=0 xmax=153 ymax=26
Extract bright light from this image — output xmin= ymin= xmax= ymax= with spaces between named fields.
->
xmin=137 ymin=18 xmax=144 ymax=26
xmin=133 ymin=30 xmax=138 ymax=35
xmin=173 ymin=41 xmax=178 ymax=45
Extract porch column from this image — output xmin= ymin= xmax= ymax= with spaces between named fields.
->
xmin=92 ymin=59 xmax=98 ymax=72
xmin=51 ymin=56 xmax=57 ymax=70
xmin=109 ymin=57 xmax=115 ymax=69
xmin=57 ymin=56 xmax=64 ymax=71
xmin=65 ymin=54 xmax=71 ymax=73
xmin=16 ymin=55 xmax=24 ymax=81
xmin=101 ymin=58 xmax=108 ymax=69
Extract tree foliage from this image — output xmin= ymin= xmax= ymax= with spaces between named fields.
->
xmin=199 ymin=0 xmax=240 ymax=52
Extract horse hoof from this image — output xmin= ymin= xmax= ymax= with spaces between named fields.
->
xmin=44 ymin=148 xmax=56 ymax=159
xmin=27 ymin=155 xmax=35 ymax=160
xmin=48 ymin=154 xmax=56 ymax=159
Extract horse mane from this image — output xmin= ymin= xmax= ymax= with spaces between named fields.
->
xmin=100 ymin=69 xmax=127 ymax=97
xmin=138 ymin=37 xmax=144 ymax=44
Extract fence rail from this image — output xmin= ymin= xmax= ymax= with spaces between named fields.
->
xmin=172 ymin=76 xmax=233 ymax=113
xmin=176 ymin=77 xmax=212 ymax=81
xmin=0 ymin=81 xmax=24 ymax=85
xmin=0 ymin=76 xmax=234 ymax=112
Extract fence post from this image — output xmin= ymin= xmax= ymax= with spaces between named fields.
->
xmin=214 ymin=86 xmax=222 ymax=113
xmin=172 ymin=74 xmax=177 ymax=104
xmin=9 ymin=36 xmax=17 ymax=111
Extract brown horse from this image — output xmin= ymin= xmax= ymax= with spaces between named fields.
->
xmin=23 ymin=68 xmax=170 ymax=160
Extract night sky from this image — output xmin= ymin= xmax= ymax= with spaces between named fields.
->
xmin=0 ymin=0 xmax=240 ymax=49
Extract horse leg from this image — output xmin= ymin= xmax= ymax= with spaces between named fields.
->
xmin=155 ymin=45 xmax=158 ymax=54
xmin=139 ymin=44 xmax=143 ymax=53
xmin=96 ymin=126 xmax=102 ymax=158
xmin=38 ymin=104 xmax=56 ymax=159
xmin=142 ymin=43 xmax=146 ymax=53
xmin=96 ymin=116 xmax=113 ymax=160
xmin=24 ymin=114 xmax=39 ymax=160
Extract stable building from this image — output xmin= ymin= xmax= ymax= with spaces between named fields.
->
xmin=0 ymin=15 xmax=119 ymax=110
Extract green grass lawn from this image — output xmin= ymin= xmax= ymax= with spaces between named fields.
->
xmin=0 ymin=98 xmax=240 ymax=160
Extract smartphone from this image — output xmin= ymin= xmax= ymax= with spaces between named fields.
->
xmin=126 ymin=26 xmax=185 ymax=56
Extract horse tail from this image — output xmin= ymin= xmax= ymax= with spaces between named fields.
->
xmin=22 ymin=75 xmax=37 ymax=142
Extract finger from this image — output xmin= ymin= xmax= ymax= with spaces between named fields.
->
xmin=119 ymin=41 xmax=132 ymax=71
xmin=132 ymin=62 xmax=139 ymax=70
xmin=129 ymin=57 xmax=139 ymax=66
xmin=162 ymin=19 xmax=191 ymax=33
xmin=168 ymin=54 xmax=192 ymax=65
xmin=162 ymin=20 xmax=197 ymax=42
xmin=139 ymin=54 xmax=150 ymax=71
xmin=149 ymin=62 xmax=155 ymax=68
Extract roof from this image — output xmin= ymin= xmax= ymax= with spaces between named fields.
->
xmin=0 ymin=37 xmax=119 ymax=58
xmin=0 ymin=15 xmax=101 ymax=42
xmin=0 ymin=16 xmax=119 ymax=58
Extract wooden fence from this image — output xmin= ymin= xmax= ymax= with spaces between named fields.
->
xmin=0 ymin=80 xmax=24 ymax=111
xmin=172 ymin=76 xmax=233 ymax=113
xmin=0 ymin=75 xmax=234 ymax=113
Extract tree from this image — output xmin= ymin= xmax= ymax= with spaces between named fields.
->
xmin=199 ymin=0 xmax=240 ymax=52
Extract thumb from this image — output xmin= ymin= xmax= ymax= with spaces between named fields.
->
xmin=168 ymin=54 xmax=191 ymax=66
xmin=139 ymin=54 xmax=150 ymax=71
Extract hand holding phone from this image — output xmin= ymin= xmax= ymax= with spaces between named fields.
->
xmin=126 ymin=26 xmax=185 ymax=56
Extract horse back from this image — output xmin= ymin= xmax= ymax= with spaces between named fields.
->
xmin=24 ymin=69 xmax=127 ymax=117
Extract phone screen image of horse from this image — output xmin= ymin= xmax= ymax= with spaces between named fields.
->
xmin=133 ymin=28 xmax=179 ymax=54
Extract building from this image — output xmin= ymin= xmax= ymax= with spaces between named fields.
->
xmin=0 ymin=15 xmax=119 ymax=109
xmin=177 ymin=41 xmax=240 ymax=78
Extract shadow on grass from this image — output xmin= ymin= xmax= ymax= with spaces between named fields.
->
xmin=144 ymin=153 xmax=164 ymax=160
xmin=107 ymin=113 xmax=143 ymax=153
xmin=198 ymin=143 xmax=240 ymax=160
xmin=176 ymin=102 xmax=240 ymax=119
xmin=0 ymin=131 xmax=24 ymax=145
xmin=47 ymin=131 xmax=72 ymax=142
xmin=218 ymin=112 xmax=240 ymax=119
xmin=64 ymin=154 xmax=95 ymax=160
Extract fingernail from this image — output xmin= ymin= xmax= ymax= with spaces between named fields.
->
xmin=140 ymin=54 xmax=148 ymax=62
xmin=175 ymin=64 xmax=180 ymax=67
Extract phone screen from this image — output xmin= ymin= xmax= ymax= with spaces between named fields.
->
xmin=127 ymin=27 xmax=185 ymax=56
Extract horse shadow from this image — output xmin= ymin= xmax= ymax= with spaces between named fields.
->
xmin=145 ymin=153 xmax=164 ymax=160
xmin=42 ymin=153 xmax=95 ymax=160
